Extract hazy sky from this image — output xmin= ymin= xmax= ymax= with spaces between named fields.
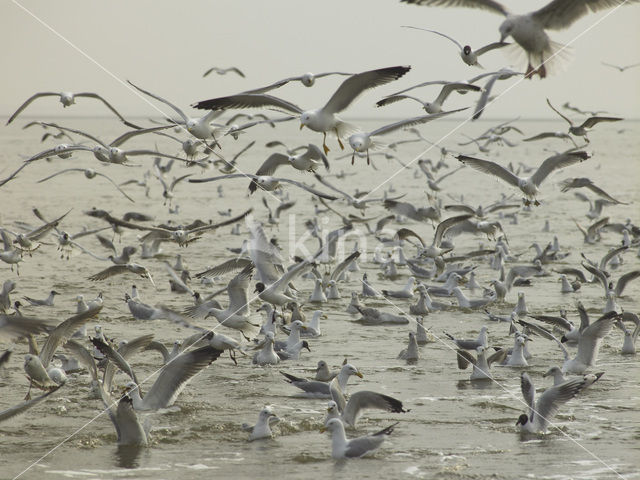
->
xmin=2 ymin=0 xmax=640 ymax=123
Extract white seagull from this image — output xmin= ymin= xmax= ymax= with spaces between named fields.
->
xmin=401 ymin=0 xmax=640 ymax=78
xmin=516 ymin=371 xmax=597 ymax=433
xmin=457 ymin=151 xmax=590 ymax=205
xmin=192 ymin=65 xmax=411 ymax=153
xmin=403 ymin=26 xmax=509 ymax=67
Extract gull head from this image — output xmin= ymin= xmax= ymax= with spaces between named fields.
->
xmin=463 ymin=45 xmax=472 ymax=56
xmin=59 ymin=93 xmax=75 ymax=107
xmin=499 ymin=18 xmax=515 ymax=43
xmin=186 ymin=118 xmax=198 ymax=133
xmin=301 ymin=73 xmax=315 ymax=87
xmin=300 ymin=111 xmax=314 ymax=129
xmin=254 ymin=282 xmax=266 ymax=294
xmin=259 ymin=406 xmax=276 ymax=420
xmin=515 ymin=413 xmax=529 ymax=427
xmin=348 ymin=133 xmax=370 ymax=153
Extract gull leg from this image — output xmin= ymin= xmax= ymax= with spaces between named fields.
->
xmin=336 ymin=131 xmax=345 ymax=150
xmin=229 ymin=349 xmax=237 ymax=366
xmin=351 ymin=152 xmax=355 ymax=165
xmin=322 ymin=133 xmax=330 ymax=154
xmin=367 ymin=150 xmax=370 ymax=165
xmin=537 ymin=63 xmax=547 ymax=79
xmin=525 ymin=63 xmax=535 ymax=79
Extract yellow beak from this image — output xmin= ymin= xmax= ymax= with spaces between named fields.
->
xmin=299 ymin=124 xmax=305 ymax=130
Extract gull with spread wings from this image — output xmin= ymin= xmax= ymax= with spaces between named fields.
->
xmin=457 ymin=150 xmax=590 ymax=206
xmin=192 ymin=66 xmax=411 ymax=154
xmin=401 ymin=0 xmax=640 ymax=78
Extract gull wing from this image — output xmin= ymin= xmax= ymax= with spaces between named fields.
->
xmin=253 ymin=152 xmax=290 ymax=179
xmin=75 ymin=92 xmax=132 ymax=125
xmin=226 ymin=264 xmax=253 ymax=315
xmin=580 ymin=116 xmax=623 ymax=129
xmin=520 ymin=372 xmax=536 ymax=419
xmin=574 ymin=312 xmax=618 ymax=367
xmin=615 ymin=270 xmax=640 ymax=297
xmin=39 ymin=305 xmax=103 ymax=367
xmin=456 ymin=349 xmax=476 ymax=369
xmin=370 ymin=109 xmax=466 ymax=137
xmin=141 ymin=345 xmax=222 ymax=410
xmin=475 ymin=41 xmax=510 ymax=56
xmin=0 ymin=385 xmax=62 ymax=422
xmin=323 ymin=66 xmax=411 ymax=115
xmin=192 ymin=93 xmax=303 ymax=115
xmin=276 ymin=178 xmax=339 ymax=200
xmin=534 ymin=376 xmax=589 ymax=431
xmin=342 ymin=391 xmax=407 ymax=426
xmin=6 ymin=92 xmax=60 ymax=125
xmin=376 ymin=94 xmax=424 ymax=108
xmin=400 ymin=0 xmax=509 ymax=16
xmin=533 ymin=0 xmax=633 ymax=30
xmin=127 ymin=80 xmax=189 ymax=123
xmin=530 ymin=151 xmax=589 ymax=187
xmin=403 ymin=26 xmax=463 ymax=49
xmin=456 ymin=155 xmax=521 ymax=188
xmin=195 ymin=258 xmax=253 ymax=279
xmin=434 ymin=214 xmax=474 ymax=246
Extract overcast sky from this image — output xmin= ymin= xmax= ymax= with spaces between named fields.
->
xmin=2 ymin=0 xmax=640 ymax=123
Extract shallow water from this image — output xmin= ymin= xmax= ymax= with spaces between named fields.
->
xmin=0 ymin=116 xmax=639 ymax=480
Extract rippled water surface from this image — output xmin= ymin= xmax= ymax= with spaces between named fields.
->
xmin=0 ymin=117 xmax=639 ymax=480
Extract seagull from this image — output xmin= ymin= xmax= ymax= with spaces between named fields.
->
xmin=192 ymin=65 xmax=412 ymax=153
xmin=601 ymin=61 xmax=640 ymax=72
xmin=376 ymin=83 xmax=481 ymax=114
xmin=445 ymin=326 xmax=489 ymax=350
xmin=523 ymin=131 xmax=579 ymax=147
xmin=203 ymin=66 xmax=245 ymax=77
xmin=456 ymin=346 xmax=507 ymax=380
xmin=348 ymin=109 xmax=465 ymax=164
xmin=254 ymin=259 xmax=315 ymax=307
xmin=315 ymin=360 xmax=340 ymax=381
xmin=401 ymin=0 xmax=640 ymax=78
xmin=23 ymin=305 xmax=102 ymax=397
xmin=322 ymin=418 xmax=398 ymax=459
xmin=559 ymin=177 xmax=627 ymax=204
xmin=326 ymin=389 xmax=408 ymax=428
xmin=457 ymin=151 xmax=590 ymax=206
xmin=398 ymin=332 xmax=420 ymax=361
xmin=202 ymin=264 xmax=259 ymax=339
xmin=99 ymin=389 xmax=149 ymax=446
xmin=88 ymin=263 xmax=156 ymax=288
xmin=546 ymin=98 xmax=623 ymax=141
xmin=27 ymin=122 xmax=187 ymax=166
xmin=402 ymin=26 xmax=509 ymax=67
xmin=37 ymin=168 xmax=135 ymax=202
xmin=280 ymin=363 xmax=363 ymax=398
xmin=516 ymin=371 xmax=597 ymax=433
xmin=615 ymin=313 xmax=640 ymax=355
xmin=243 ymin=406 xmax=281 ymax=441
xmin=6 ymin=91 xmax=135 ymax=126
xmin=242 ymin=146 xmax=329 ymax=192
xmin=246 ymin=71 xmax=354 ymax=92
xmin=189 ymin=173 xmax=338 ymax=200
xmin=127 ymin=80 xmax=225 ymax=141
xmin=93 ymin=339 xmax=223 ymax=411
xmin=252 ymin=331 xmax=280 ymax=366
xmin=543 ymin=366 xmax=604 ymax=387
xmin=23 ymin=290 xmax=60 ymax=307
